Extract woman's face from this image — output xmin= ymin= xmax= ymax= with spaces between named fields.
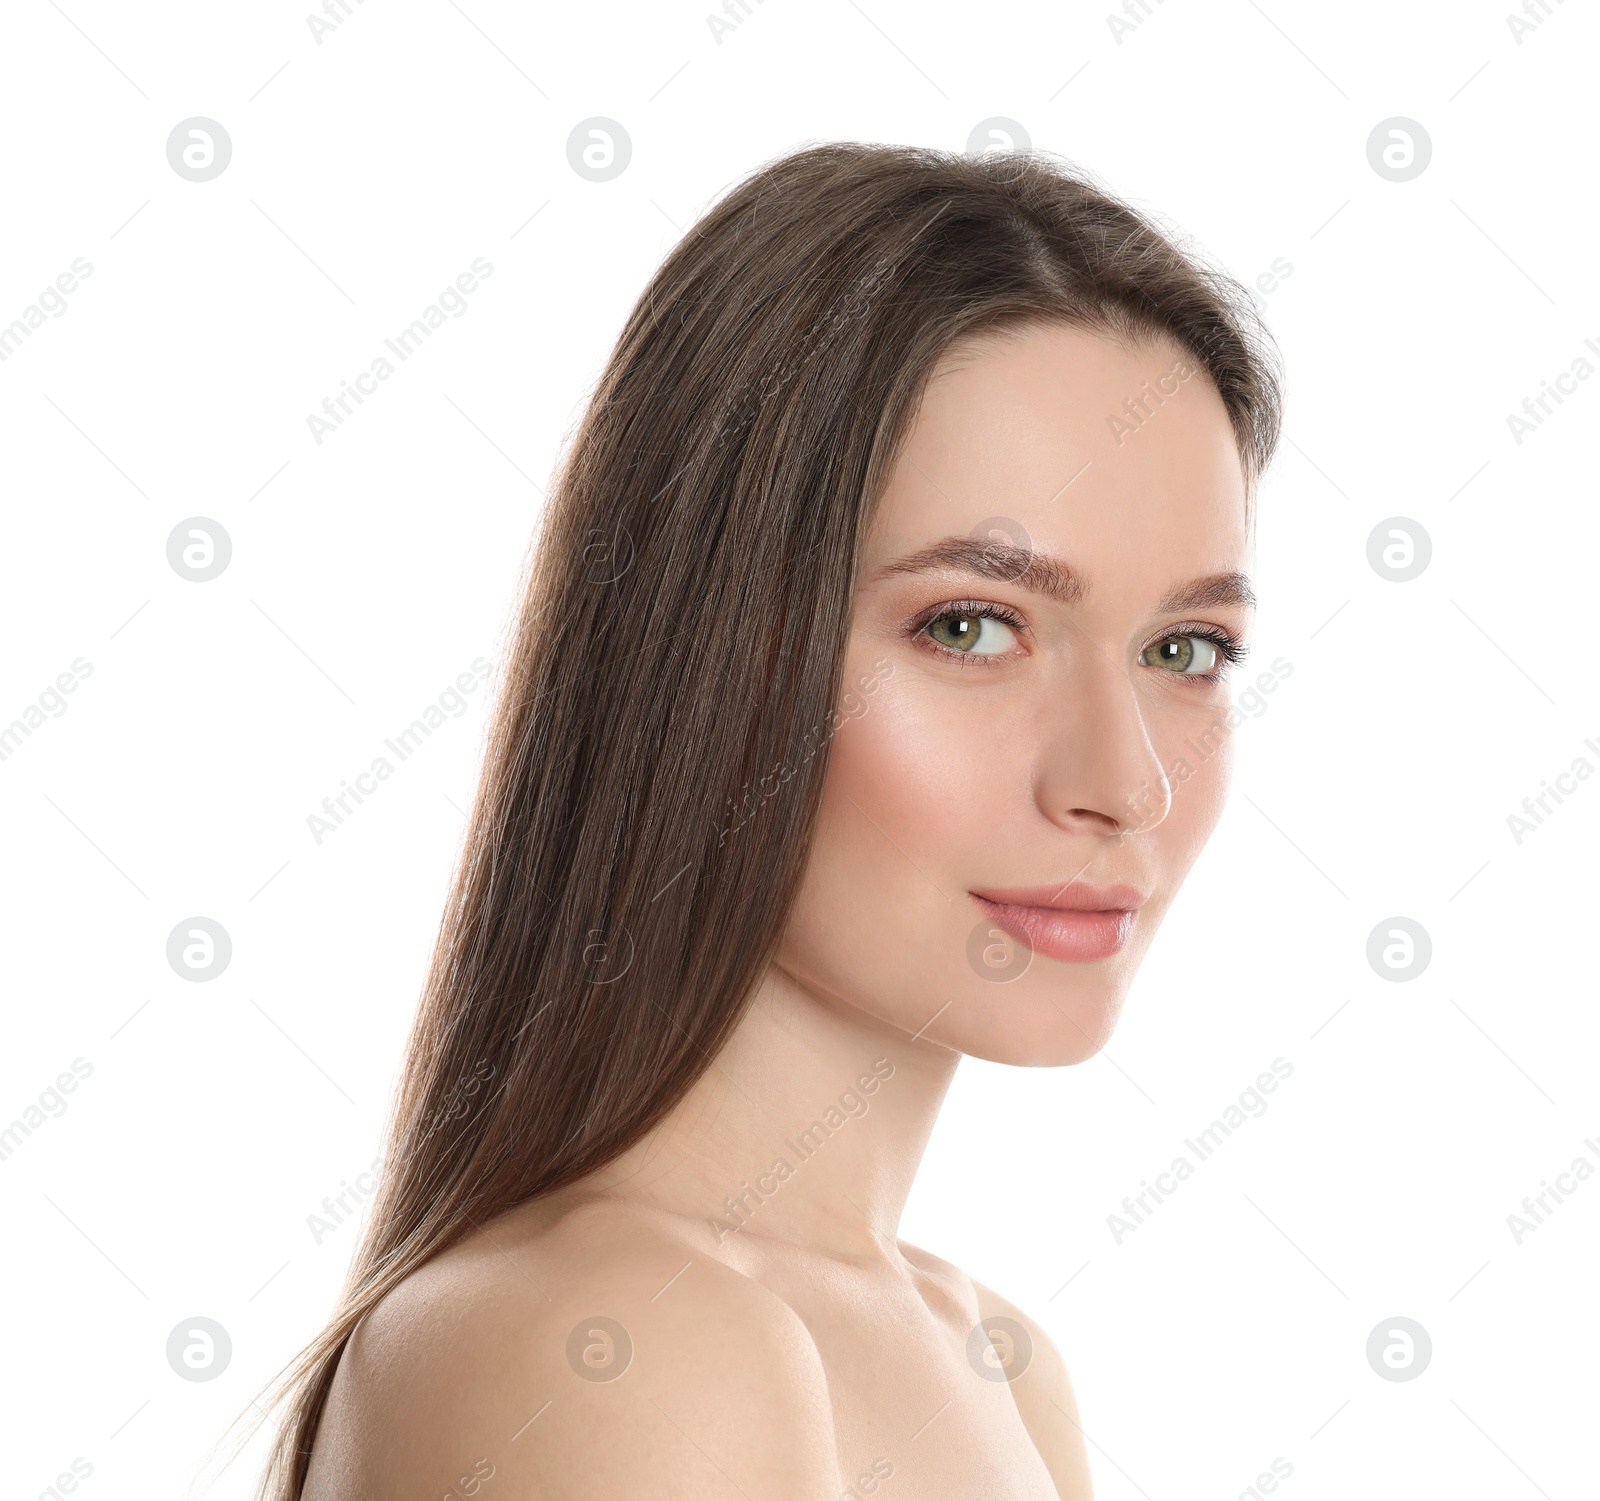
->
xmin=775 ymin=320 xmax=1253 ymax=1064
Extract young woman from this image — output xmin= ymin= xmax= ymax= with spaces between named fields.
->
xmin=256 ymin=141 xmax=1281 ymax=1499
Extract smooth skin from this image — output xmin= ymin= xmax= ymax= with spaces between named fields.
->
xmin=304 ymin=320 xmax=1253 ymax=1499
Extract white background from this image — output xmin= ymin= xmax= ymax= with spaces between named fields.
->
xmin=2 ymin=0 xmax=1596 ymax=1496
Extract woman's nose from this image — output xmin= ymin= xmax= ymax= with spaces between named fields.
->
xmin=1034 ymin=654 xmax=1172 ymax=837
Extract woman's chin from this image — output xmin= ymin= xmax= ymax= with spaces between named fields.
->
xmin=930 ymin=985 xmax=1129 ymax=1067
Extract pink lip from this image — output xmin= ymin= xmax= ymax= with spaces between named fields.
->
xmin=970 ymin=881 xmax=1147 ymax=913
xmin=968 ymin=882 xmax=1146 ymax=964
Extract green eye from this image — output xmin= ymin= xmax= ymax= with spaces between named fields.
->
xmin=924 ymin=610 xmax=1019 ymax=656
xmin=1141 ymin=635 xmax=1221 ymax=675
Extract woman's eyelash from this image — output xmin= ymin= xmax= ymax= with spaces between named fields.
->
xmin=1164 ymin=623 xmax=1248 ymax=666
xmin=916 ymin=598 xmax=1027 ymax=631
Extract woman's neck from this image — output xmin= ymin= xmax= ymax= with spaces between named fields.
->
xmin=576 ymin=963 xmax=962 ymax=1261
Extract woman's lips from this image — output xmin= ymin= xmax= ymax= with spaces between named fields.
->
xmin=968 ymin=887 xmax=1143 ymax=963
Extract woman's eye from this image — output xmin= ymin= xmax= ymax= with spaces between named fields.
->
xmin=1141 ymin=634 xmax=1221 ymax=675
xmin=924 ymin=610 xmax=1018 ymax=656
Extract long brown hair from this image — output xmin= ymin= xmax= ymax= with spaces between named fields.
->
xmin=253 ymin=140 xmax=1281 ymax=1495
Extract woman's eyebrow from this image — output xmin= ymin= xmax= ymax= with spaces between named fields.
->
xmin=873 ymin=536 xmax=1254 ymax=613
xmin=873 ymin=536 xmax=1083 ymax=605
xmin=1156 ymin=571 xmax=1256 ymax=613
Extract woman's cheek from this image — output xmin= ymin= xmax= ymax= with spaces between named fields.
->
xmin=1157 ymin=718 xmax=1235 ymax=869
xmin=825 ymin=667 xmax=1001 ymax=869
xmin=776 ymin=677 xmax=977 ymax=1013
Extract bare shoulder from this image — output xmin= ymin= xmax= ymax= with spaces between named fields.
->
xmin=893 ymin=1237 xmax=1091 ymax=1495
xmin=304 ymin=1196 xmax=840 ymax=1500
xmin=967 ymin=1268 xmax=1095 ymax=1500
